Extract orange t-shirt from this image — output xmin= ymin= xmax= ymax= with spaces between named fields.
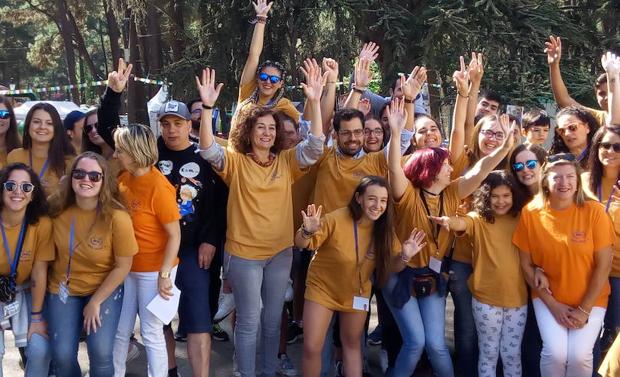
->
xmin=512 ymin=197 xmax=614 ymax=308
xmin=118 ymin=166 xmax=180 ymax=272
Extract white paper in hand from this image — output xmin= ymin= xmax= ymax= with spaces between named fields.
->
xmin=146 ymin=269 xmax=181 ymax=325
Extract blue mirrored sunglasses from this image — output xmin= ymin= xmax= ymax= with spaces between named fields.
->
xmin=258 ymin=72 xmax=281 ymax=84
xmin=513 ymin=159 xmax=538 ymax=172
xmin=0 ymin=110 xmax=10 ymax=120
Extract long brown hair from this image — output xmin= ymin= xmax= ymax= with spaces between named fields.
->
xmin=0 ymin=96 xmax=22 ymax=154
xmin=587 ymin=126 xmax=620 ymax=196
xmin=50 ymin=152 xmax=125 ymax=221
xmin=347 ymin=176 xmax=394 ymax=287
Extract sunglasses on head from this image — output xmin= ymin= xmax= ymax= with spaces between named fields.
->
xmin=3 ymin=181 xmax=34 ymax=193
xmin=513 ymin=159 xmax=538 ymax=172
xmin=547 ymin=153 xmax=576 ymax=163
xmin=258 ymin=72 xmax=282 ymax=84
xmin=84 ymin=122 xmax=98 ymax=134
xmin=71 ymin=169 xmax=103 ymax=182
xmin=0 ymin=110 xmax=10 ymax=120
xmin=600 ymin=142 xmax=620 ymax=153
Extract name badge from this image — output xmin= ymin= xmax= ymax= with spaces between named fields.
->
xmin=58 ymin=281 xmax=69 ymax=304
xmin=3 ymin=300 xmax=19 ymax=320
xmin=352 ymin=296 xmax=370 ymax=312
xmin=429 ymin=257 xmax=442 ymax=273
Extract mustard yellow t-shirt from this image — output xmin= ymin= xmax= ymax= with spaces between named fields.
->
xmin=6 ymin=148 xmax=74 ymax=195
xmin=585 ymin=107 xmax=607 ymax=127
xmin=0 ymin=217 xmax=54 ymax=285
xmin=513 ymin=197 xmax=613 ymax=308
xmin=312 ymin=148 xmax=388 ymax=214
xmin=461 ymin=212 xmax=527 ymax=308
xmin=48 ymin=206 xmax=138 ymax=296
xmin=306 ymin=207 xmax=399 ymax=312
xmin=394 ymin=179 xmax=461 ymax=268
xmin=292 ymin=168 xmax=317 ymax=234
xmin=217 ymin=147 xmax=307 ymax=259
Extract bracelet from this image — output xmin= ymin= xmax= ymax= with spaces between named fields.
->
xmin=31 ymin=310 xmax=43 ymax=315
xmin=256 ymin=15 xmax=267 ymax=24
xmin=457 ymin=92 xmax=469 ymax=99
xmin=401 ymin=253 xmax=410 ymax=263
xmin=577 ymin=306 xmax=591 ymax=316
xmin=352 ymin=87 xmax=366 ymax=94
xmin=30 ymin=317 xmax=43 ymax=323
xmin=300 ymin=224 xmax=315 ymax=239
xmin=404 ymin=98 xmax=414 ymax=104
xmin=326 ymin=81 xmax=338 ymax=85
xmin=535 ymin=266 xmax=545 ymax=273
xmin=202 ymin=103 xmax=214 ymax=110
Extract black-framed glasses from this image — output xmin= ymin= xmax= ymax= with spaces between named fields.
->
xmin=547 ymin=153 xmax=576 ymax=163
xmin=3 ymin=181 xmax=34 ymax=193
xmin=84 ymin=122 xmax=98 ymax=134
xmin=71 ymin=169 xmax=103 ymax=182
xmin=600 ymin=142 xmax=620 ymax=153
xmin=513 ymin=160 xmax=538 ymax=172
xmin=258 ymin=72 xmax=282 ymax=84
xmin=338 ymin=129 xmax=364 ymax=138
xmin=479 ymin=129 xmax=505 ymax=140
xmin=364 ymin=128 xmax=384 ymax=137
xmin=0 ymin=110 xmax=10 ymax=120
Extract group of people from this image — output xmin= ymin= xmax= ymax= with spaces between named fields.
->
xmin=0 ymin=1 xmax=619 ymax=377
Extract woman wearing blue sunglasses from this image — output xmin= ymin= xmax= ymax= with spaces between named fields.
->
xmin=234 ymin=0 xmax=300 ymax=130
xmin=0 ymin=97 xmax=22 ymax=169
xmin=508 ymin=143 xmax=547 ymax=202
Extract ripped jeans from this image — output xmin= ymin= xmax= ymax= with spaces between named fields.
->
xmin=47 ymin=286 xmax=124 ymax=377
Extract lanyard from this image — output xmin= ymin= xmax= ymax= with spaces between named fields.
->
xmin=577 ymin=146 xmax=589 ymax=162
xmin=0 ymin=219 xmax=27 ymax=278
xmin=64 ymin=218 xmax=76 ymax=283
xmin=419 ymin=189 xmax=444 ymax=241
xmin=352 ymin=222 xmax=364 ymax=296
xmin=597 ymin=184 xmax=614 ymax=213
xmin=29 ymin=152 xmax=49 ymax=179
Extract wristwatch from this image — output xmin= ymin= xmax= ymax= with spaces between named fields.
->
xmin=159 ymin=271 xmax=171 ymax=279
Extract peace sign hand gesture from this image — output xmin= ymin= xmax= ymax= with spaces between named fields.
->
xmin=468 ymin=52 xmax=484 ymax=84
xmin=401 ymin=228 xmax=427 ymax=262
xmin=301 ymin=204 xmax=322 ymax=234
xmin=452 ymin=56 xmax=469 ymax=97
xmin=107 ymin=58 xmax=133 ymax=94
xmin=401 ymin=66 xmax=427 ymax=101
xmin=253 ymin=0 xmax=273 ymax=17
xmin=544 ymin=35 xmax=562 ymax=66
xmin=195 ymin=68 xmax=224 ymax=107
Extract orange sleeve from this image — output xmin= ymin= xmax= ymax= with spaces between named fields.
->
xmin=592 ymin=205 xmax=615 ymax=251
xmin=153 ymin=181 xmax=181 ymax=225
xmin=512 ymin=209 xmax=531 ymax=253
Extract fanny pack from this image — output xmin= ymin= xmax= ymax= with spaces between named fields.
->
xmin=0 ymin=275 xmax=17 ymax=303
xmin=412 ymin=273 xmax=437 ymax=298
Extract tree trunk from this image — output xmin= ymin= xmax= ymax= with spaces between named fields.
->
xmin=169 ymin=0 xmax=185 ymax=62
xmin=56 ymin=0 xmax=80 ymax=102
xmin=127 ymin=14 xmax=148 ymax=124
xmin=66 ymin=4 xmax=102 ymax=79
xmin=104 ymin=0 xmax=123 ymax=65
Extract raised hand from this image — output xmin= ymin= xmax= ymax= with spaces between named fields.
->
xmin=452 ymin=56 xmax=469 ymax=96
xmin=301 ymin=204 xmax=322 ymax=234
xmin=402 ymin=228 xmax=427 ymax=261
xmin=322 ymin=58 xmax=339 ymax=82
xmin=428 ymin=215 xmax=451 ymax=231
xmin=468 ymin=52 xmax=484 ymax=84
xmin=300 ymin=58 xmax=327 ymax=102
xmin=107 ymin=58 xmax=133 ymax=93
xmin=401 ymin=66 xmax=427 ymax=100
xmin=354 ymin=58 xmax=373 ymax=89
xmin=253 ymin=0 xmax=273 ymax=17
xmin=499 ymin=113 xmax=517 ymax=150
xmin=359 ymin=42 xmax=380 ymax=62
xmin=602 ymin=51 xmax=620 ymax=76
xmin=544 ymin=35 xmax=562 ymax=66
xmin=195 ymin=68 xmax=224 ymax=107
xmin=387 ymin=97 xmax=407 ymax=132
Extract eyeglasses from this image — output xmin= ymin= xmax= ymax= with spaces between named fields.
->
xmin=556 ymin=123 xmax=582 ymax=136
xmin=338 ymin=129 xmax=364 ymax=138
xmin=547 ymin=153 xmax=576 ymax=163
xmin=71 ymin=169 xmax=103 ymax=182
xmin=0 ymin=110 xmax=10 ymax=120
xmin=84 ymin=122 xmax=98 ymax=134
xmin=258 ymin=72 xmax=282 ymax=84
xmin=3 ymin=181 xmax=34 ymax=193
xmin=364 ymin=128 xmax=384 ymax=137
xmin=513 ymin=159 xmax=538 ymax=172
xmin=479 ymin=129 xmax=505 ymax=140
xmin=600 ymin=142 xmax=620 ymax=153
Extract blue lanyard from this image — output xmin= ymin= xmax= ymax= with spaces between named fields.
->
xmin=29 ymin=152 xmax=49 ymax=179
xmin=65 ymin=218 xmax=76 ymax=281
xmin=353 ymin=222 xmax=364 ymax=295
xmin=577 ymin=146 xmax=589 ymax=162
xmin=597 ymin=184 xmax=614 ymax=213
xmin=0 ymin=219 xmax=27 ymax=278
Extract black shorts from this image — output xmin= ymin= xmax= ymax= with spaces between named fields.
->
xmin=175 ymin=246 xmax=212 ymax=334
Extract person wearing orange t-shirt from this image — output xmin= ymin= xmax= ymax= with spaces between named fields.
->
xmin=46 ymin=152 xmax=137 ymax=376
xmin=514 ymin=155 xmax=614 ymax=377
xmin=111 ymin=124 xmax=181 ymax=377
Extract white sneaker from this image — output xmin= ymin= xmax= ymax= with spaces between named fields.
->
xmin=284 ymin=279 xmax=294 ymax=302
xmin=214 ymin=291 xmax=235 ymax=322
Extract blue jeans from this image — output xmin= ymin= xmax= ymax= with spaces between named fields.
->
xmin=383 ymin=273 xmax=454 ymax=377
xmin=25 ymin=333 xmax=52 ymax=377
xmin=48 ymin=286 xmax=124 ymax=377
xmin=448 ymin=261 xmax=478 ymax=377
xmin=605 ymin=277 xmax=620 ymax=329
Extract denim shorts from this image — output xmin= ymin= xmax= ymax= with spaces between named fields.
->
xmin=176 ymin=246 xmax=212 ymax=334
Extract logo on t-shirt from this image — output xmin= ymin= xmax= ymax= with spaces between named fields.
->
xmin=19 ymin=249 xmax=32 ymax=261
xmin=89 ymin=236 xmax=104 ymax=250
xmin=158 ymin=160 xmax=173 ymax=176
xmin=571 ymin=231 xmax=587 ymax=243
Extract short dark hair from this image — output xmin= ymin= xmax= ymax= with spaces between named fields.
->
xmin=187 ymin=98 xmax=202 ymax=111
xmin=522 ymin=109 xmax=550 ymax=131
xmin=333 ymin=108 xmax=365 ymax=132
xmin=480 ymin=89 xmax=503 ymax=107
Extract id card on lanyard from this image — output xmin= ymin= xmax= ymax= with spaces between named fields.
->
xmin=59 ymin=218 xmax=76 ymax=304
xmin=0 ymin=219 xmax=27 ymax=318
xmin=419 ymin=190 xmax=444 ymax=273
xmin=352 ymin=222 xmax=370 ymax=312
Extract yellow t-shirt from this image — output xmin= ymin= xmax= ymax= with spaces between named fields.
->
xmin=217 ymin=147 xmax=306 ymax=259
xmin=306 ymin=207 xmax=399 ymax=312
xmin=312 ymin=148 xmax=388 ymax=214
xmin=599 ymin=333 xmax=620 ymax=377
xmin=582 ymin=172 xmax=620 ymax=278
xmin=0 ymin=217 xmax=54 ymax=285
xmin=512 ymin=197 xmax=613 ymax=308
xmin=292 ymin=168 xmax=317 ymax=234
xmin=461 ymin=212 xmax=527 ymax=308
xmin=6 ymin=148 xmax=74 ymax=196
xmin=48 ymin=206 xmax=138 ymax=296
xmin=394 ymin=179 xmax=461 ymax=268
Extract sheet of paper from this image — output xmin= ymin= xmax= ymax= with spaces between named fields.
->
xmin=146 ymin=269 xmax=181 ymax=325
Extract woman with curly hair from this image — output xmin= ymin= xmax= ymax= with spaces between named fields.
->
xmin=549 ymin=106 xmax=600 ymax=169
xmin=430 ymin=170 xmax=528 ymax=377
xmin=0 ymin=96 xmax=22 ymax=167
xmin=196 ymin=62 xmax=324 ymax=376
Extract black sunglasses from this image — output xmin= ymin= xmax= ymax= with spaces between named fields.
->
xmin=84 ymin=122 xmax=98 ymax=134
xmin=3 ymin=181 xmax=34 ymax=193
xmin=600 ymin=142 xmax=620 ymax=153
xmin=547 ymin=153 xmax=576 ymax=163
xmin=71 ymin=169 xmax=103 ymax=182
xmin=513 ymin=159 xmax=538 ymax=172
